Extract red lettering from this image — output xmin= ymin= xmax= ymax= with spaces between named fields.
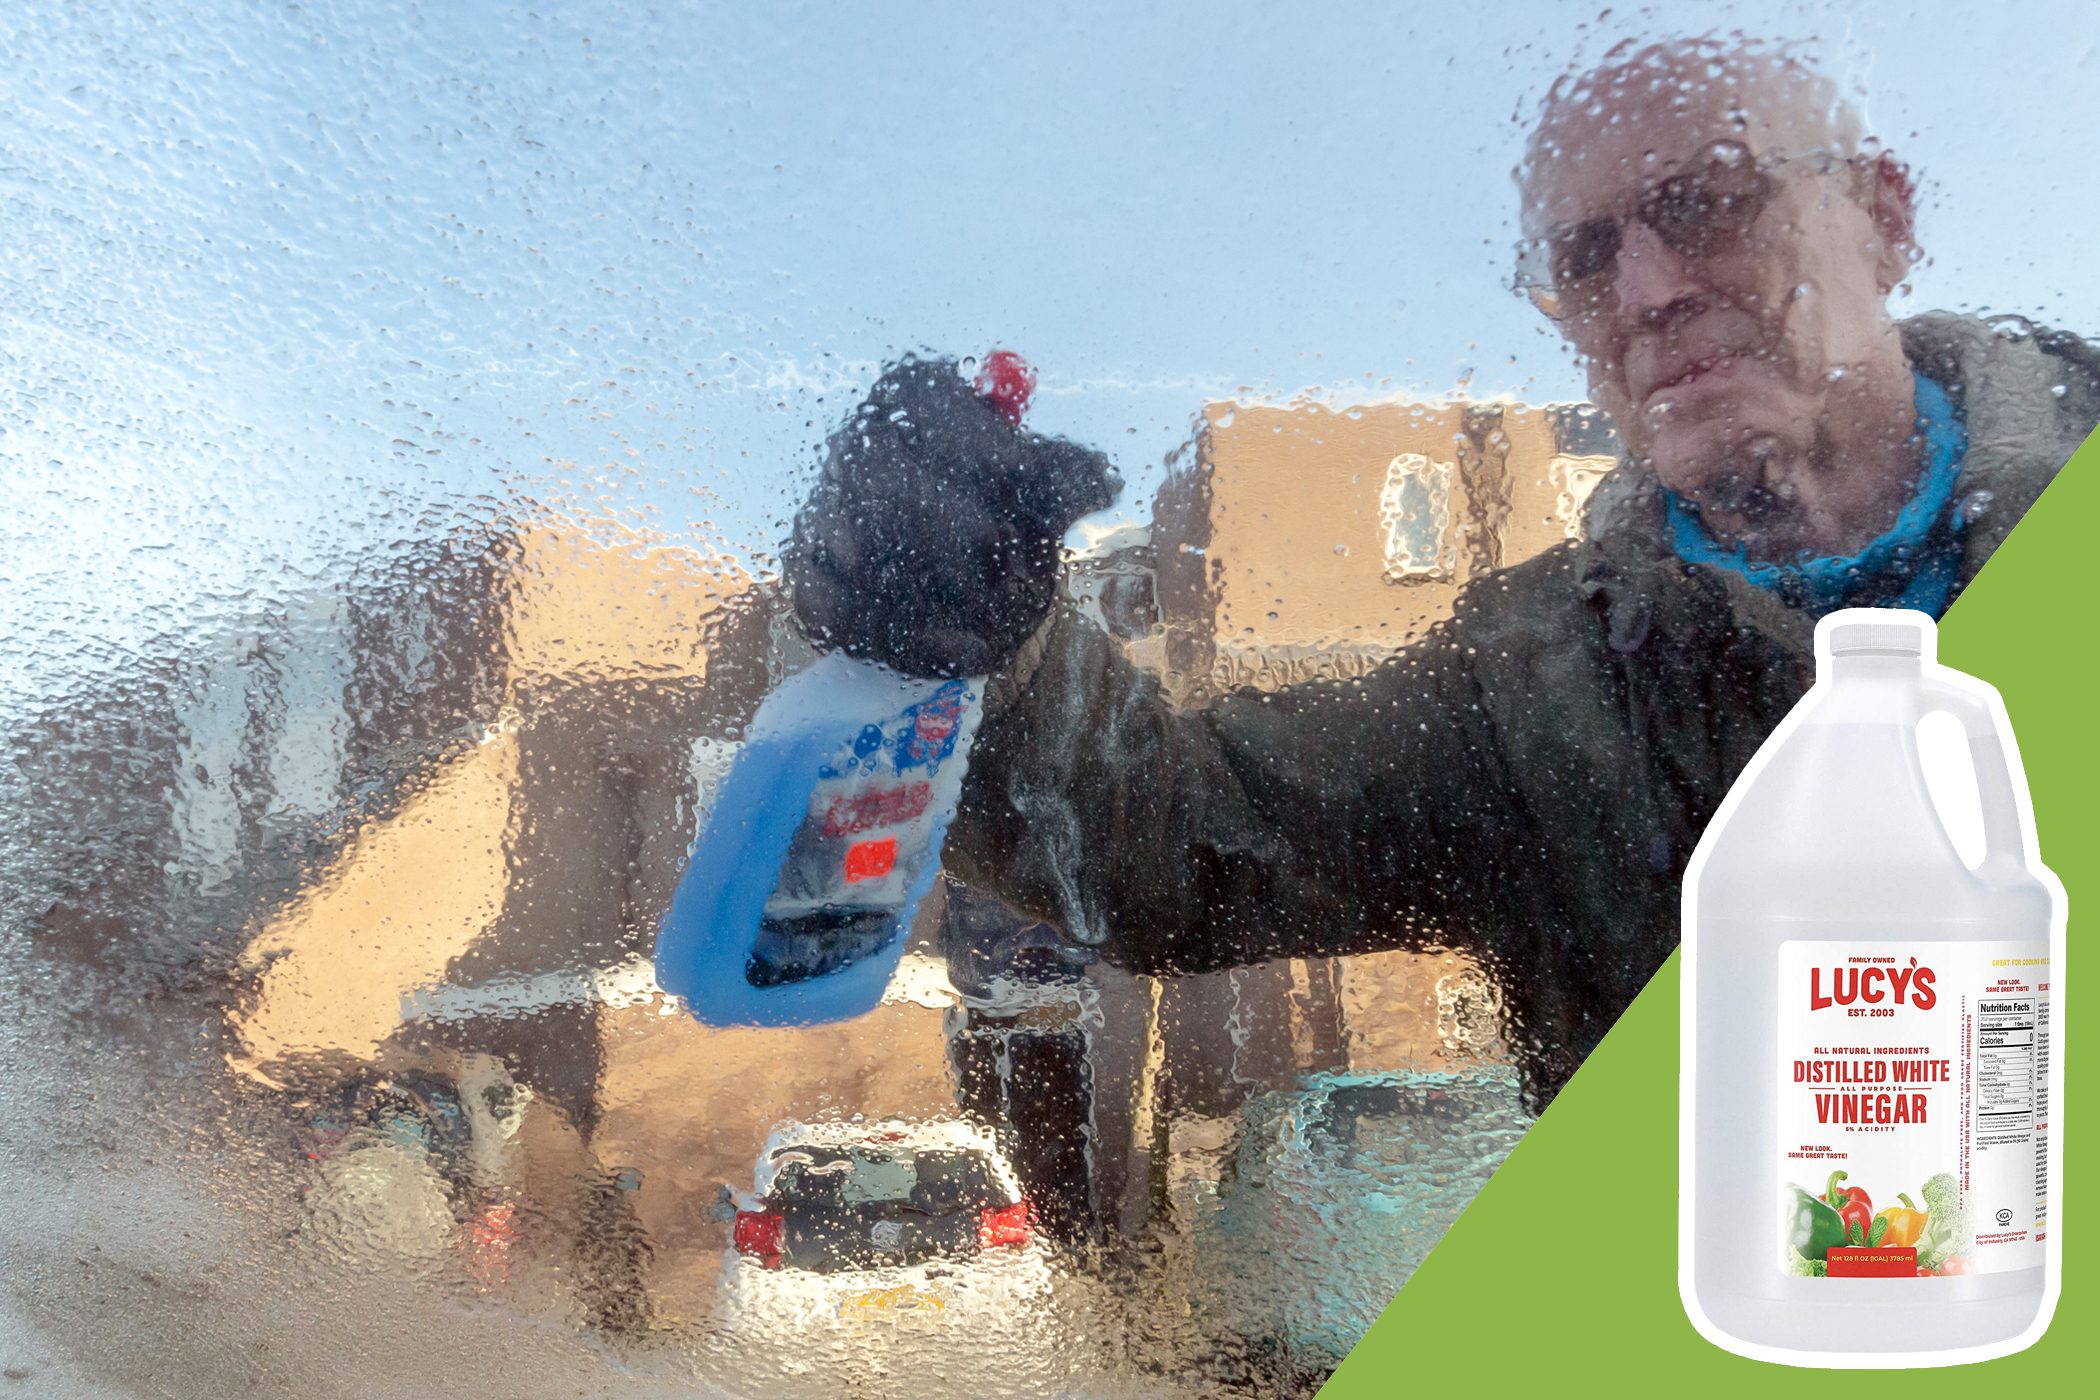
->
xmin=1812 ymin=1092 xmax=1930 ymax=1125
xmin=821 ymin=781 xmax=934 ymax=838
xmin=1812 ymin=959 xmax=1938 ymax=1011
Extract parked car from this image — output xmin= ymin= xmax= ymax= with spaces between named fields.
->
xmin=715 ymin=1118 xmax=1053 ymax=1336
xmin=296 ymin=1054 xmax=532 ymax=1276
xmin=1183 ymin=1065 xmax=1533 ymax=1376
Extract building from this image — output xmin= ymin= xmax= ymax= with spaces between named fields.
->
xmin=27 ymin=385 xmax=1621 ymax=1329
xmin=1088 ymin=395 xmax=1621 ymax=1232
xmin=1154 ymin=397 xmax=1619 ymax=694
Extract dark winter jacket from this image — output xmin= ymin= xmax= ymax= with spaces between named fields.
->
xmin=939 ymin=313 xmax=2100 ymax=1101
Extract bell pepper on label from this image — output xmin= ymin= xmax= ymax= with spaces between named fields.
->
xmin=1874 ymin=1194 xmax=1929 ymax=1249
xmin=1787 ymin=1185 xmax=1848 ymax=1264
xmin=1826 ymin=1171 xmax=1873 ymax=1246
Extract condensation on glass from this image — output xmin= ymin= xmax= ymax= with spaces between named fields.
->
xmin=3 ymin=4 xmax=2091 ymax=1398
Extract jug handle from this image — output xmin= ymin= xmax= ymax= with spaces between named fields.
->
xmin=1918 ymin=676 xmax=2030 ymax=878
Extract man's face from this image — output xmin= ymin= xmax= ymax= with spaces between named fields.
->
xmin=1520 ymin=65 xmax=1912 ymax=561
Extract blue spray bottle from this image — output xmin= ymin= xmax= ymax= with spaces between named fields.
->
xmin=654 ymin=353 xmax=1037 ymax=1026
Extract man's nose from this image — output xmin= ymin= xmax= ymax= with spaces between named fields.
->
xmin=1609 ymin=220 xmax=1707 ymax=323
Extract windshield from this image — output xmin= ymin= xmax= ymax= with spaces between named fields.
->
xmin=770 ymin=1146 xmax=1006 ymax=1211
xmin=3 ymin=3 xmax=2091 ymax=1397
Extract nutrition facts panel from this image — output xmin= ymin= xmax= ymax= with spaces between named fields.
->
xmin=2035 ymin=996 xmax=2052 ymax=1208
xmin=1974 ymin=997 xmax=2039 ymax=1147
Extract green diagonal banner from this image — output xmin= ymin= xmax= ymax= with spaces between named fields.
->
xmin=1325 ymin=428 xmax=2097 ymax=1394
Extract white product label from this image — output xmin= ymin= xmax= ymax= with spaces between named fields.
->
xmin=1775 ymin=941 xmax=2049 ymax=1279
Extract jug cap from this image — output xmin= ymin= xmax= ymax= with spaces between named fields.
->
xmin=1819 ymin=608 xmax=1932 ymax=659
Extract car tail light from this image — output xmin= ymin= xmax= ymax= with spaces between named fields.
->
xmin=977 ymin=1199 xmax=1033 ymax=1250
xmin=733 ymin=1209 xmax=784 ymax=1268
xmin=463 ymin=1200 xmax=517 ymax=1288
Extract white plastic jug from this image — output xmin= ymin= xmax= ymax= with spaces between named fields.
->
xmin=1681 ymin=608 xmax=2064 ymax=1365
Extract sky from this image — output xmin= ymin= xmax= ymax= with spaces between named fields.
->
xmin=4 ymin=0 xmax=2098 ymax=701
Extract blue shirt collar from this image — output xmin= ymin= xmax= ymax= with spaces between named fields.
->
xmin=1662 ymin=372 xmax=1969 ymax=617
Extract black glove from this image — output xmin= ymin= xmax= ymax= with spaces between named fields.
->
xmin=786 ymin=353 xmax=1121 ymax=679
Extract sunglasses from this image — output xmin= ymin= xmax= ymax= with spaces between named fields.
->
xmin=1514 ymin=143 xmax=1850 ymax=319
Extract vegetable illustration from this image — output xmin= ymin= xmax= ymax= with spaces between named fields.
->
xmin=1873 ymin=1194 xmax=1929 ymax=1249
xmin=1825 ymin=1171 xmax=1874 ymax=1247
xmin=1787 ymin=1171 xmax=1974 ymax=1273
xmin=1786 ymin=1184 xmax=1848 ymax=1264
xmin=1914 ymin=1172 xmax=1968 ymax=1274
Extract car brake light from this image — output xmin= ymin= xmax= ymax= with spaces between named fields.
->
xmin=977 ymin=1199 xmax=1033 ymax=1250
xmin=734 ymin=1208 xmax=785 ymax=1268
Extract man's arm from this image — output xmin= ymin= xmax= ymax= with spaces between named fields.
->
xmin=782 ymin=351 xmax=1535 ymax=979
xmin=943 ymin=599 xmax=1523 ymax=978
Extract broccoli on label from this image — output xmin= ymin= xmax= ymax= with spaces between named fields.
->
xmin=1915 ymin=1173 xmax=1967 ymax=1273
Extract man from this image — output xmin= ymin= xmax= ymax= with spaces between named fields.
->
xmin=787 ymin=38 xmax=2098 ymax=1103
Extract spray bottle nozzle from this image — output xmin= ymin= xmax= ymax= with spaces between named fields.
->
xmin=973 ymin=349 xmax=1035 ymax=426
